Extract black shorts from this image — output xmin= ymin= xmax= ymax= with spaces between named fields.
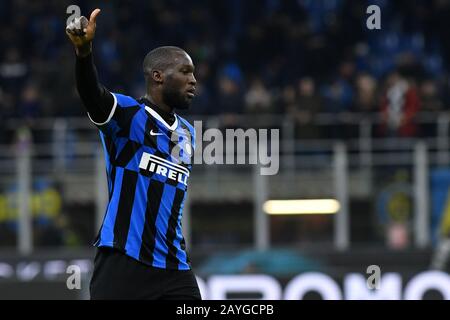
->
xmin=89 ymin=247 xmax=202 ymax=300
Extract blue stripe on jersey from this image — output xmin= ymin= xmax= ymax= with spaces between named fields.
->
xmin=157 ymin=133 xmax=169 ymax=155
xmin=124 ymin=174 xmax=150 ymax=259
xmin=152 ymin=184 xmax=176 ymax=268
xmin=99 ymin=132 xmax=112 ymax=193
xmin=129 ymin=110 xmax=145 ymax=143
xmin=115 ymin=93 xmax=141 ymax=107
xmin=114 ymin=137 xmax=129 ymax=160
xmin=100 ymin=167 xmax=124 ymax=245
xmin=175 ymin=198 xmax=189 ymax=270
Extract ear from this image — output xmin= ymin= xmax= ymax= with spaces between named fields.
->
xmin=152 ymin=70 xmax=164 ymax=84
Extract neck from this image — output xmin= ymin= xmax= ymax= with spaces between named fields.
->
xmin=141 ymin=92 xmax=176 ymax=126
xmin=144 ymin=92 xmax=173 ymax=114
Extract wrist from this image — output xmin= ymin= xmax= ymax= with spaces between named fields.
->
xmin=75 ymin=43 xmax=92 ymax=58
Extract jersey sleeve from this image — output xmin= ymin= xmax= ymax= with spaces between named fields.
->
xmin=87 ymin=93 xmax=140 ymax=136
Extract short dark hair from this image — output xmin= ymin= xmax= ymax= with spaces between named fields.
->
xmin=143 ymin=46 xmax=186 ymax=76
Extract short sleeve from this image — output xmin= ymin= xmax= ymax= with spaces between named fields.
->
xmin=87 ymin=93 xmax=141 ymax=136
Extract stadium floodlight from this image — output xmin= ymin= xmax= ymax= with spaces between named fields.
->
xmin=263 ymin=199 xmax=340 ymax=215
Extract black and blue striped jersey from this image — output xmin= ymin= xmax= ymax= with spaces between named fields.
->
xmin=91 ymin=92 xmax=195 ymax=270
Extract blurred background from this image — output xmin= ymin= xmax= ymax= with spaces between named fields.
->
xmin=1 ymin=0 xmax=450 ymax=299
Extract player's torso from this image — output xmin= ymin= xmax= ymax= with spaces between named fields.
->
xmin=97 ymin=103 xmax=194 ymax=269
xmin=108 ymin=104 xmax=194 ymax=190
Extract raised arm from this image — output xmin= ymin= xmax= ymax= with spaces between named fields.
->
xmin=66 ymin=8 xmax=114 ymax=123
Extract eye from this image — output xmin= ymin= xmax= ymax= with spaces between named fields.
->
xmin=181 ymin=67 xmax=193 ymax=74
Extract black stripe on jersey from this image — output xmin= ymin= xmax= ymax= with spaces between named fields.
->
xmin=109 ymin=166 xmax=116 ymax=202
xmin=180 ymin=237 xmax=186 ymax=251
xmin=180 ymin=237 xmax=191 ymax=265
xmin=165 ymin=176 xmax=179 ymax=187
xmin=165 ymin=188 xmax=185 ymax=269
xmin=139 ymin=179 xmax=165 ymax=265
xmin=115 ymin=106 xmax=141 ymax=138
xmin=143 ymin=116 xmax=159 ymax=148
xmin=115 ymin=140 xmax=141 ymax=167
xmin=143 ymin=115 xmax=174 ymax=162
xmin=113 ymin=169 xmax=138 ymax=249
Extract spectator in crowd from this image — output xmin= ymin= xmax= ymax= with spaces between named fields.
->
xmin=321 ymin=61 xmax=355 ymax=114
xmin=287 ymin=77 xmax=323 ymax=139
xmin=217 ymin=63 xmax=245 ymax=127
xmin=352 ymin=73 xmax=379 ymax=115
xmin=420 ymin=79 xmax=443 ymax=112
xmin=379 ymin=71 xmax=421 ymax=137
xmin=0 ymin=47 xmax=28 ymax=91
xmin=244 ymin=77 xmax=273 ymax=114
xmin=419 ymin=79 xmax=444 ymax=137
xmin=19 ymin=83 xmax=42 ymax=120
xmin=217 ymin=76 xmax=243 ymax=115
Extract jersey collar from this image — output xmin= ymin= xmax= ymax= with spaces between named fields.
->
xmin=145 ymin=105 xmax=178 ymax=131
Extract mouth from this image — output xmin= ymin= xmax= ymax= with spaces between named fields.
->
xmin=186 ymin=88 xmax=196 ymax=99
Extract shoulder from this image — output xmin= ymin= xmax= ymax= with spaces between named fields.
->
xmin=177 ymin=115 xmax=196 ymax=136
xmin=111 ymin=92 xmax=144 ymax=108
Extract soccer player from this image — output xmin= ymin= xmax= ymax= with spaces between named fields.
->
xmin=66 ymin=8 xmax=201 ymax=300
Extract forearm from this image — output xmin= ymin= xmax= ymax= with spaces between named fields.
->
xmin=75 ymin=51 xmax=114 ymax=122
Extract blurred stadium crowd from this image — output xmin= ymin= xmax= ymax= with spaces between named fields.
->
xmin=1 ymin=0 xmax=450 ymax=142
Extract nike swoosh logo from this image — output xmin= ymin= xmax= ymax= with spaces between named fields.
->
xmin=150 ymin=130 xmax=164 ymax=136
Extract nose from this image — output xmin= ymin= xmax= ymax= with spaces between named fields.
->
xmin=189 ymin=74 xmax=197 ymax=86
